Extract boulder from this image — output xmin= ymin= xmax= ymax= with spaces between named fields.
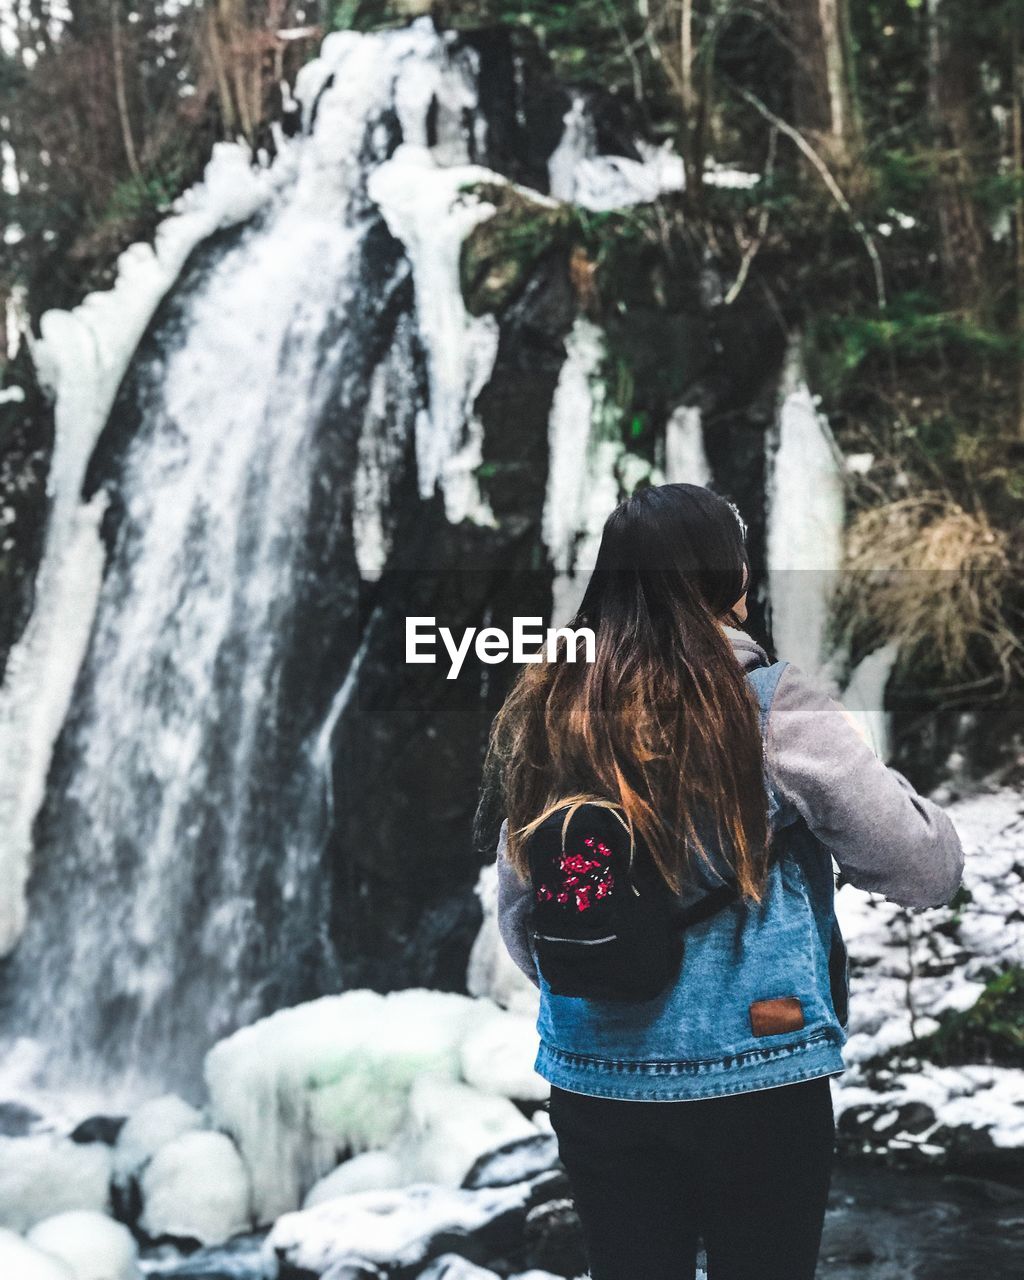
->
xmin=112 ymin=1094 xmax=205 ymax=1190
xmin=0 ymin=1134 xmax=111 ymax=1231
xmin=0 ymin=1228 xmax=75 ymax=1279
xmin=303 ymin=1151 xmax=406 ymax=1208
xmin=459 ymin=1011 xmax=549 ymax=1102
xmin=139 ymin=1130 xmax=251 ymax=1247
xmin=390 ymin=1076 xmax=537 ymax=1187
xmin=27 ymin=1211 xmax=141 ymax=1280
xmin=70 ymin=1117 xmax=126 ymax=1147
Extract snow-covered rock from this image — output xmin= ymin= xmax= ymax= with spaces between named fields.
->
xmin=833 ymin=788 xmax=1024 ymax=1168
xmin=462 ymin=1133 xmax=561 ymax=1191
xmin=0 ymin=1228 xmax=75 ymax=1279
xmin=262 ymin=1179 xmax=545 ymax=1277
xmin=389 ymin=1077 xmax=537 ymax=1188
xmin=204 ymin=988 xmax=524 ymax=1221
xmin=0 ymin=1134 xmax=111 ymax=1231
xmin=416 ymin=1257 xmax=502 ymax=1280
xmin=460 ymin=1010 xmax=548 ymax=1102
xmin=303 ymin=1150 xmax=406 ymax=1207
xmin=26 ymin=1211 xmax=141 ymax=1280
xmin=139 ymin=1130 xmax=251 ymax=1246
xmin=111 ymin=1094 xmax=205 ymax=1190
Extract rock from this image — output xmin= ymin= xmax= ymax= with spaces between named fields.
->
xmin=0 ymin=1228 xmax=75 ymax=1279
xmin=0 ymin=1134 xmax=112 ymax=1231
xmin=112 ymin=1095 xmax=205 ymax=1191
xmin=0 ymin=1098 xmax=41 ymax=1136
xmin=460 ymin=183 xmax=572 ymax=317
xmin=303 ymin=1151 xmax=406 ymax=1208
xmin=71 ymin=1116 xmax=127 ymax=1147
xmin=462 ymin=1133 xmax=560 ymax=1190
xmin=27 ymin=1210 xmax=141 ymax=1280
xmin=390 ymin=1076 xmax=538 ymax=1187
xmin=521 ymin=1195 xmax=586 ymax=1277
xmin=139 ymin=1130 xmax=251 ymax=1247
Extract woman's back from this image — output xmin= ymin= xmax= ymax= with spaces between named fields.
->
xmin=483 ymin=483 xmax=964 ymax=1280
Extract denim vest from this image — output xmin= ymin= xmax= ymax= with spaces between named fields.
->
xmin=532 ymin=661 xmax=850 ymax=1101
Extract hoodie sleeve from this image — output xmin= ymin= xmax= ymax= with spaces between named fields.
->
xmin=766 ymin=664 xmax=965 ymax=909
xmin=495 ymin=819 xmax=541 ymax=988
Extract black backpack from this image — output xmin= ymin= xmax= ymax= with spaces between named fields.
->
xmin=524 ymin=799 xmax=741 ymax=1001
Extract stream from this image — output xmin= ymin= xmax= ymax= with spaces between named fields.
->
xmin=136 ymin=1165 xmax=1024 ymax=1279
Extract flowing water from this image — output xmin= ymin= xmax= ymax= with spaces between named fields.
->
xmin=133 ymin=1167 xmax=1024 ymax=1278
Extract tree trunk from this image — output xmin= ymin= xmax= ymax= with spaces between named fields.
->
xmin=788 ymin=0 xmax=862 ymax=170
xmin=1011 ymin=7 xmax=1024 ymax=436
xmin=925 ymin=0 xmax=987 ymax=321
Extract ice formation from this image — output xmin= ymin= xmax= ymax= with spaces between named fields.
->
xmin=765 ymin=342 xmax=845 ymax=677
xmin=203 ymin=988 xmax=540 ymax=1222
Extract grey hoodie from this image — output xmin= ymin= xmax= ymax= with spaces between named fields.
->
xmin=496 ymin=627 xmax=965 ymax=988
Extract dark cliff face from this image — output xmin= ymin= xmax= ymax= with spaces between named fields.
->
xmin=0 ymin=348 xmax=55 ymax=685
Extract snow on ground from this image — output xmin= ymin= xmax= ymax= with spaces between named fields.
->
xmin=832 ymin=786 xmax=1024 ymax=1155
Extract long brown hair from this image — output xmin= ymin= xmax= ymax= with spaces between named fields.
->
xmin=478 ymin=483 xmax=771 ymax=902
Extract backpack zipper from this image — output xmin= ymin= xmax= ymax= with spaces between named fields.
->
xmin=532 ymin=932 xmax=619 ymax=944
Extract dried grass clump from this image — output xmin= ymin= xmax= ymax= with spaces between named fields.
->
xmin=840 ymin=494 xmax=1022 ymax=682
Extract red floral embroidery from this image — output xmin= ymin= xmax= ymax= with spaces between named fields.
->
xmin=536 ymin=834 xmax=615 ymax=911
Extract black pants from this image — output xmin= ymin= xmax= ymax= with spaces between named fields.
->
xmin=548 ymin=1075 xmax=836 ymax=1280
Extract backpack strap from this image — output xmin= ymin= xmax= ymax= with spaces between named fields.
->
xmin=745 ymin=659 xmax=790 ymax=735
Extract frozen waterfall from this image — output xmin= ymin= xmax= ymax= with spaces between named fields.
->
xmin=0 ymin=21 xmax=512 ymax=1095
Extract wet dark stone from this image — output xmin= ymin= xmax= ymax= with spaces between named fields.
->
xmin=70 ymin=1113 xmax=127 ymax=1145
xmin=0 ymin=344 xmax=55 ymax=684
xmin=0 ymin=1099 xmax=41 ymax=1136
xmin=521 ymin=1195 xmax=587 ymax=1277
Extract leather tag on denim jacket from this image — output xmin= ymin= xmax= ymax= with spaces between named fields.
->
xmin=749 ymin=996 xmax=805 ymax=1037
